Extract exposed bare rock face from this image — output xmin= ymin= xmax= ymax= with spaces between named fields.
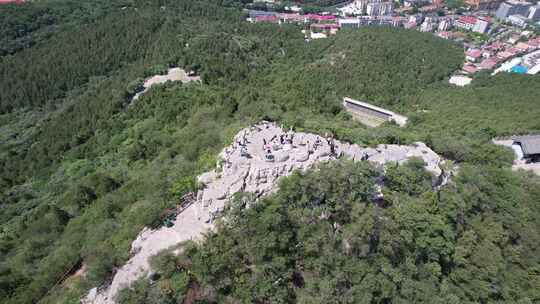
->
xmin=131 ymin=68 xmax=200 ymax=102
xmin=83 ymin=121 xmax=448 ymax=304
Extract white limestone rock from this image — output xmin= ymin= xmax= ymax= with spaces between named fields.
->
xmin=84 ymin=121 xmax=450 ymax=304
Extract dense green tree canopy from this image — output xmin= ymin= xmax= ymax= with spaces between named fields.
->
xmin=0 ymin=0 xmax=539 ymax=303
xmin=118 ymin=161 xmax=540 ymax=304
xmin=0 ymin=0 xmax=143 ymax=57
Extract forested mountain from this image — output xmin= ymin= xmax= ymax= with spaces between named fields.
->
xmin=119 ymin=161 xmax=540 ymax=303
xmin=0 ymin=0 xmax=141 ymax=57
xmin=0 ymin=0 xmax=539 ymax=304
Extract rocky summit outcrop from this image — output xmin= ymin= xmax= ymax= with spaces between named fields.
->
xmin=84 ymin=121 xmax=448 ymax=304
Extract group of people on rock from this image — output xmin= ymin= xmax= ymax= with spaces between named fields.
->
xmin=233 ymin=122 xmax=342 ymax=163
xmin=261 ymin=128 xmax=295 ymax=161
xmin=232 ymin=130 xmax=250 ymax=158
xmin=303 ymin=133 xmax=338 ymax=157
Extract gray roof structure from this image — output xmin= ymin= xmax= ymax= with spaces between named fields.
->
xmin=513 ymin=135 xmax=540 ymax=156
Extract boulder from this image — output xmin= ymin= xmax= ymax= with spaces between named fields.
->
xmin=296 ymin=151 xmax=309 ymax=162
xmin=198 ymin=171 xmax=216 ymax=185
xmin=275 ymin=152 xmax=290 ymax=162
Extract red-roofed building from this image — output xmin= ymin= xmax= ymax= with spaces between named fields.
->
xmin=527 ymin=38 xmax=540 ymax=49
xmin=455 ymin=16 xmax=477 ymax=30
xmin=485 ymin=41 xmax=505 ymax=51
xmin=438 ymin=31 xmax=451 ymax=39
xmin=508 ymin=47 xmax=522 ymax=56
xmin=496 ymin=51 xmax=514 ymax=60
xmin=466 ymin=49 xmax=483 ymax=62
xmin=255 ymin=15 xmax=279 ymax=23
xmin=277 ymin=13 xmax=304 ymax=23
xmin=481 ymin=49 xmax=493 ymax=58
xmin=305 ymin=14 xmax=337 ymax=23
xmin=516 ymin=42 xmax=531 ymax=51
xmin=463 ymin=64 xmax=478 ymax=74
xmin=473 ymin=17 xmax=491 ymax=34
xmin=0 ymin=0 xmax=24 ymax=4
xmin=404 ymin=21 xmax=417 ymax=29
xmin=479 ymin=58 xmax=498 ymax=70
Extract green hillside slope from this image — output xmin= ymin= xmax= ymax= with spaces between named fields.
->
xmin=0 ymin=1 xmax=539 ymax=303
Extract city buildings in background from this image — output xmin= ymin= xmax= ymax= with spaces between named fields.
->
xmin=465 ymin=0 xmax=504 ymax=10
xmin=496 ymin=0 xmax=533 ymax=19
xmin=339 ymin=0 xmax=395 ymax=16
xmin=247 ymin=0 xmax=540 ymax=77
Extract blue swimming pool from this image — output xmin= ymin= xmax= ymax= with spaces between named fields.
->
xmin=511 ymin=65 xmax=528 ymax=74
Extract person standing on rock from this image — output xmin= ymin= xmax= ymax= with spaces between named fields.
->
xmin=360 ymin=152 xmax=367 ymax=161
xmin=307 ymin=140 xmax=313 ymax=155
xmin=287 ymin=128 xmax=294 ymax=143
xmin=241 ymin=146 xmax=249 ymax=157
xmin=298 ymin=135 xmax=306 ymax=146
xmin=242 ymin=130 xmax=249 ymax=145
xmin=263 ymin=140 xmax=272 ymax=155
xmin=314 ymin=137 xmax=322 ymax=150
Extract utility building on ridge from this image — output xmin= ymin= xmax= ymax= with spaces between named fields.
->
xmin=513 ymin=135 xmax=540 ymax=162
xmin=343 ymin=97 xmax=408 ymax=127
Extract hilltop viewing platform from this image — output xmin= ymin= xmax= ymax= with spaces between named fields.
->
xmin=84 ymin=121 xmax=447 ymax=304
